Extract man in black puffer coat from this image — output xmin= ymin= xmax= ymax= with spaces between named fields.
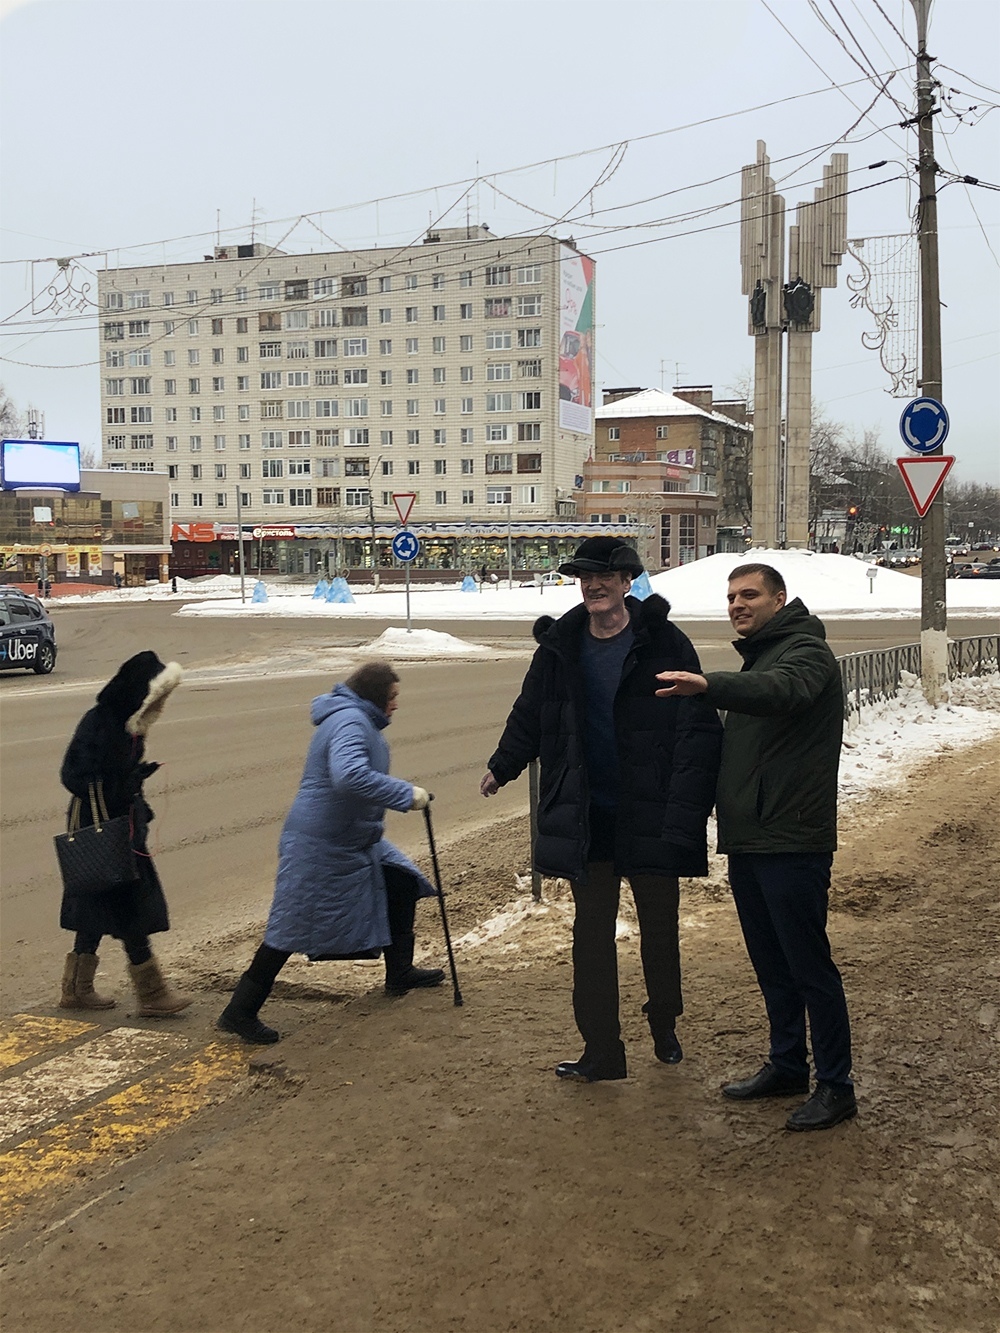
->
xmin=481 ymin=537 xmax=722 ymax=1082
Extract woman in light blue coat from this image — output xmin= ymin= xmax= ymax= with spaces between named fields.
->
xmin=217 ymin=661 xmax=443 ymax=1044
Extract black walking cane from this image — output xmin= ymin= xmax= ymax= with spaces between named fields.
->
xmin=422 ymin=797 xmax=463 ymax=1007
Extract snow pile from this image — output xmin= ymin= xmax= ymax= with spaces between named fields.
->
xmin=650 ymin=548 xmax=1000 ymax=618
xmin=174 ymin=549 xmax=1000 ymax=621
xmin=839 ymin=670 xmax=1000 ymax=800
xmin=360 ymin=627 xmax=491 ymax=658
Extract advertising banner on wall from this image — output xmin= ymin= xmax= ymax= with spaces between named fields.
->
xmin=558 ymin=246 xmax=596 ymax=435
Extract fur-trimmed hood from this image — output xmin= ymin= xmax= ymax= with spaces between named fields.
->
xmin=531 ymin=592 xmax=673 ymax=646
xmin=96 ymin=651 xmax=183 ymax=735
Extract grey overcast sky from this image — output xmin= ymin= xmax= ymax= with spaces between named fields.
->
xmin=1 ymin=0 xmax=997 ymax=483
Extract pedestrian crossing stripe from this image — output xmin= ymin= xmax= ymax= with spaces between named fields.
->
xmin=0 ymin=1033 xmax=247 ymax=1226
xmin=0 ymin=1028 xmax=187 ymax=1141
xmin=0 ymin=1014 xmax=99 ymax=1074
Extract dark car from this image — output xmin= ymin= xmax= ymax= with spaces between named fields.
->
xmin=952 ymin=563 xmax=1000 ymax=580
xmin=0 ymin=587 xmax=57 ymax=673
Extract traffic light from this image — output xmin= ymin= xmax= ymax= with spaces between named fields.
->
xmin=848 ymin=506 xmax=859 ymax=518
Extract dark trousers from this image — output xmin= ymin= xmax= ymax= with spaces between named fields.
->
xmin=74 ymin=931 xmax=151 ymax=967
xmin=247 ymin=867 xmax=420 ymax=996
xmin=570 ymin=861 xmax=682 ymax=1055
xmin=728 ymin=852 xmax=852 ymax=1087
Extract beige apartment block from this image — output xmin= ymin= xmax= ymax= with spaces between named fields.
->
xmin=96 ymin=228 xmax=595 ymax=554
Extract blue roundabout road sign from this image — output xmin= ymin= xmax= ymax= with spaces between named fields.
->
xmin=391 ymin=530 xmax=420 ymax=562
xmin=899 ymin=397 xmax=950 ymax=453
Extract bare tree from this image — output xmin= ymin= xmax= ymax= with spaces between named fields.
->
xmin=79 ymin=444 xmax=101 ymax=469
xmin=0 ymin=384 xmax=24 ymax=439
xmin=718 ymin=369 xmax=754 ymax=529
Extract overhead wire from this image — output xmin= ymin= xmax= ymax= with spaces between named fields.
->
xmin=868 ymin=0 xmax=916 ymax=56
xmin=0 ymin=108 xmax=904 ymax=343
xmin=0 ymin=172 xmax=908 ymax=370
xmin=0 ymin=70 xmax=905 ymax=270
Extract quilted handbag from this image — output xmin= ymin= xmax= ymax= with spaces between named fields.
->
xmin=54 ymin=782 xmax=139 ymax=896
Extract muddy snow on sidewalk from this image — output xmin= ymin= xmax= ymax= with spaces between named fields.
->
xmin=4 ymin=680 xmax=999 ymax=1333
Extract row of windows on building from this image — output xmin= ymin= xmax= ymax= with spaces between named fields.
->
xmin=166 ymin=453 xmax=542 ymax=482
xmin=104 ymin=264 xmax=544 ymax=311
xmin=170 ymin=485 xmax=543 ymax=510
xmin=106 ymin=392 xmax=545 ymax=419
xmin=103 ymin=296 xmax=543 ymax=343
xmin=105 ymin=423 xmax=544 ymax=453
xmin=111 ymin=353 xmax=546 ymax=379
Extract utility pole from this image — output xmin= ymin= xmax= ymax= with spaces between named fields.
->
xmin=911 ymin=0 xmax=948 ymax=704
xmin=367 ymin=456 xmax=383 ymax=589
xmin=235 ymin=483 xmax=247 ymax=603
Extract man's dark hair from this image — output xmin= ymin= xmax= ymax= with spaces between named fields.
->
xmin=728 ymin=562 xmax=787 ymax=596
xmin=344 ymin=660 xmax=400 ymax=712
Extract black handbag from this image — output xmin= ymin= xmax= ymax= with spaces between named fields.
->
xmin=54 ymin=782 xmax=139 ymax=896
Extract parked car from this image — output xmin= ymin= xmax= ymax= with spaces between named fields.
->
xmin=972 ymin=541 xmax=998 ymax=552
xmin=0 ymin=587 xmax=57 ymax=673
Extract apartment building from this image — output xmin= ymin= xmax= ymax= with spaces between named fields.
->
xmin=97 ymin=227 xmax=597 ymax=573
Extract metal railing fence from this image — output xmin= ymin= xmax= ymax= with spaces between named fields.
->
xmin=839 ymin=634 xmax=998 ymax=720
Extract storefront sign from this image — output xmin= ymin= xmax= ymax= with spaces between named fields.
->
xmin=251 ymin=526 xmax=296 ymax=540
xmin=171 ymin=522 xmax=217 ymax=543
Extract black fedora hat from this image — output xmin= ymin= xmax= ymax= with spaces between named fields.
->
xmin=558 ymin=536 xmax=643 ymax=578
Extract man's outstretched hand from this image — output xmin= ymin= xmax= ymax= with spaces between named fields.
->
xmin=655 ymin=671 xmax=709 ymax=697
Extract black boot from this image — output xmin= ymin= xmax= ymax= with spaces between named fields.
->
xmin=217 ymin=974 xmax=280 ymax=1044
xmin=555 ymin=1041 xmax=628 ymax=1082
xmin=642 ymin=1001 xmax=683 ymax=1064
xmin=384 ymin=932 xmax=445 ymax=997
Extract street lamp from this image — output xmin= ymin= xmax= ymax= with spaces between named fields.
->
xmin=506 ymin=498 xmax=513 ymax=589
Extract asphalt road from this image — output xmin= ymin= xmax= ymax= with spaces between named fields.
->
xmin=1 ymin=598 xmax=990 ymax=1013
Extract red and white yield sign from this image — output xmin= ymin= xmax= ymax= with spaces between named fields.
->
xmin=391 ymin=492 xmax=416 ymax=525
xmin=896 ymin=455 xmax=955 ymax=518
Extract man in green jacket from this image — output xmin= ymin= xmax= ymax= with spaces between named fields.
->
xmin=656 ymin=562 xmax=856 ymax=1131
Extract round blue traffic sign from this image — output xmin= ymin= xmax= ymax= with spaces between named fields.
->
xmin=899 ymin=397 xmax=949 ymax=453
xmin=391 ymin=530 xmax=420 ymax=562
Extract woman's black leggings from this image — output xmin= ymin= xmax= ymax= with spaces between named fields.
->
xmin=244 ymin=868 xmax=421 ymax=994
xmin=73 ymin=932 xmax=152 ymax=967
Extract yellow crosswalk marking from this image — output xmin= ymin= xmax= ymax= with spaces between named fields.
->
xmin=0 ymin=1015 xmax=99 ymax=1073
xmin=0 ymin=1042 xmax=247 ymax=1225
xmin=0 ymin=1028 xmax=186 ymax=1142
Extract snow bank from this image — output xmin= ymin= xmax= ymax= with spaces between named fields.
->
xmin=172 ymin=549 xmax=1000 ymax=621
xmin=839 ymin=670 xmax=1000 ymax=799
xmin=650 ymin=548 xmax=1000 ymax=618
xmin=360 ymin=627 xmax=491 ymax=658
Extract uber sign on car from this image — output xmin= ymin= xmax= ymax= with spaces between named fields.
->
xmin=0 ymin=588 xmax=57 ymax=674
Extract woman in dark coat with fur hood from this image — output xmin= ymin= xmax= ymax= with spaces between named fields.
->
xmin=58 ymin=650 xmax=190 ymax=1017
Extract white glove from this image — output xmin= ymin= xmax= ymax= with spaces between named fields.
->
xmin=410 ymin=786 xmax=430 ymax=810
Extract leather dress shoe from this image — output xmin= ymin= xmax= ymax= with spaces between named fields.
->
xmin=786 ymin=1082 xmax=857 ymax=1131
xmin=721 ymin=1061 xmax=810 ymax=1100
xmin=653 ymin=1029 xmax=683 ymax=1064
xmin=555 ymin=1045 xmax=627 ymax=1082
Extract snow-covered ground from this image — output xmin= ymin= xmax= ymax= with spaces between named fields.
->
xmin=838 ymin=670 xmax=1000 ymax=796
xmin=49 ymin=550 xmax=1000 ymax=620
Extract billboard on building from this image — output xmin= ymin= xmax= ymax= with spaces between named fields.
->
xmin=558 ymin=246 xmax=595 ymax=435
xmin=1 ymin=440 xmax=81 ymax=491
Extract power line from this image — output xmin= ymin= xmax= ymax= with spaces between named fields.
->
xmin=0 ymin=71 xmax=904 ymax=271
xmin=868 ymin=0 xmax=916 ymax=56
xmin=0 ymin=173 xmax=908 ymax=371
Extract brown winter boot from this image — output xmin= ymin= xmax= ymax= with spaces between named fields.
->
xmin=128 ymin=956 xmax=192 ymax=1017
xmin=59 ymin=952 xmax=116 ymax=1010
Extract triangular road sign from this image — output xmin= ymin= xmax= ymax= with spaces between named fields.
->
xmin=391 ymin=492 xmax=416 ymax=525
xmin=896 ymin=455 xmax=955 ymax=518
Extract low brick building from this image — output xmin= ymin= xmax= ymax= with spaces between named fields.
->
xmin=578 ymin=387 xmax=748 ymax=570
